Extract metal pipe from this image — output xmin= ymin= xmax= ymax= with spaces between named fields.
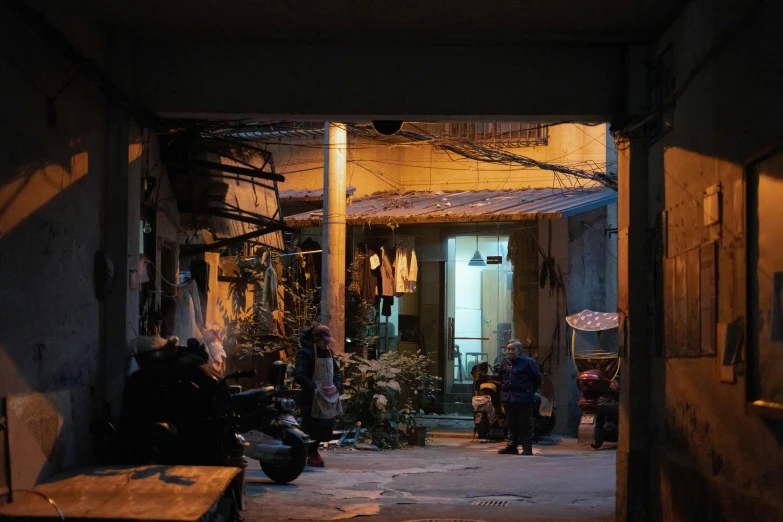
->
xmin=321 ymin=123 xmax=347 ymax=353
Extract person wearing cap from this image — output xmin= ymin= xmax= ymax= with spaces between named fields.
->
xmin=294 ymin=324 xmax=344 ymax=467
xmin=497 ymin=339 xmax=542 ymax=456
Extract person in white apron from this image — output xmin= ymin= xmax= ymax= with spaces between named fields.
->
xmin=294 ymin=324 xmax=343 ymax=467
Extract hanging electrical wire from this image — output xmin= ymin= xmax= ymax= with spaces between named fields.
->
xmin=347 ymin=123 xmax=617 ymax=190
xmin=202 ymin=120 xmax=617 ymax=190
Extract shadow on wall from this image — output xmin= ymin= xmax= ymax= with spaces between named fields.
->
xmin=0 ymin=152 xmax=89 ymax=239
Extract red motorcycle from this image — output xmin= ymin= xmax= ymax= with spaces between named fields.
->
xmin=568 ymin=310 xmax=620 ymax=449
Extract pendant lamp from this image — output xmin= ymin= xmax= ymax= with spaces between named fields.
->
xmin=468 ymin=237 xmax=486 ymax=266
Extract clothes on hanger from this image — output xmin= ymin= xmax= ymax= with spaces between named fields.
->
xmin=185 ymin=280 xmax=205 ymax=329
xmin=380 ymin=245 xmax=395 ymax=296
xmin=349 ymin=244 xmax=381 ymax=303
xmin=263 ymin=263 xmax=280 ymax=311
xmin=394 ymin=244 xmax=409 ymax=296
xmin=363 ymin=246 xmax=380 ymax=302
xmin=173 ymin=285 xmax=204 ymax=345
xmin=408 ymin=248 xmax=418 ymax=292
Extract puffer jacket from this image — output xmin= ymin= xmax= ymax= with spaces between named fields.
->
xmin=499 ymin=353 xmax=542 ymax=404
xmin=294 ymin=327 xmax=343 ymax=418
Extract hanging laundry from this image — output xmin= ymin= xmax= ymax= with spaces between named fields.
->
xmin=361 ymin=246 xmax=379 ymax=302
xmin=381 ymin=296 xmax=394 ymax=317
xmin=394 ymin=245 xmax=409 ymax=296
xmin=186 ymin=280 xmax=205 ymax=329
xmin=262 ymin=263 xmax=280 ymax=311
xmin=407 ymin=248 xmax=419 ymax=292
xmin=173 ymin=286 xmax=204 ymax=345
xmin=380 ymin=246 xmax=395 ymax=296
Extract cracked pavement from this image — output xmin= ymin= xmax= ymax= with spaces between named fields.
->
xmin=243 ymin=437 xmax=615 ymax=522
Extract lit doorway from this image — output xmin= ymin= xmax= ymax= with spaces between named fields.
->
xmin=446 ymin=234 xmax=512 ymax=383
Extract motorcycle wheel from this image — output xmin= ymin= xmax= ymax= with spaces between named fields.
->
xmin=260 ymin=433 xmax=307 ymax=484
xmin=590 ymin=414 xmax=605 ymax=449
xmin=534 ymin=411 xmax=557 ymax=437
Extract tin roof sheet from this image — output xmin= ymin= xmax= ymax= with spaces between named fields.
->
xmin=284 ymin=187 xmax=616 ymax=226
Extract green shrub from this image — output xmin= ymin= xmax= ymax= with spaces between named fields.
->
xmin=338 ymin=351 xmax=440 ymax=449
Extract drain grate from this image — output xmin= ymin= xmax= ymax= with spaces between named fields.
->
xmin=471 ymin=500 xmax=510 ymax=507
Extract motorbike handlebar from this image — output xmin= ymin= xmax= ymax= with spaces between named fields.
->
xmin=226 ymin=369 xmax=258 ymax=381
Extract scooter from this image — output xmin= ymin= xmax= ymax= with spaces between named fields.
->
xmin=471 ymin=359 xmax=557 ymax=441
xmin=567 ymin=309 xmax=621 ymax=449
xmin=229 ymin=361 xmax=310 ymax=484
xmin=576 ymin=368 xmax=619 ymax=448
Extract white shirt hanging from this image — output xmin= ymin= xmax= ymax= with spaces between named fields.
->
xmin=395 ymin=246 xmax=409 ymax=295
xmin=407 ymin=249 xmax=418 ymax=292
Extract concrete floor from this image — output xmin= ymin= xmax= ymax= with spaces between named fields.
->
xmin=243 ymin=437 xmax=616 ymax=522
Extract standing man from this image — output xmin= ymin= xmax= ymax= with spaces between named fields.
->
xmin=498 ymin=339 xmax=542 ymax=455
xmin=295 ymin=324 xmax=343 ymax=467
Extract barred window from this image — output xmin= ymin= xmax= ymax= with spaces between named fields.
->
xmin=408 ymin=122 xmax=548 ymax=148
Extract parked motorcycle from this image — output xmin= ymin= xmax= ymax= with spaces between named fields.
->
xmin=576 ymin=368 xmax=619 ymax=448
xmin=568 ymin=310 xmax=620 ymax=449
xmin=471 ymin=357 xmax=557 ymax=441
xmin=92 ymin=338 xmax=250 ymax=520
xmin=229 ymin=361 xmax=310 ymax=484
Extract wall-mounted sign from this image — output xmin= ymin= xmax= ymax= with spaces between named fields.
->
xmin=487 ymin=256 xmax=503 ymax=265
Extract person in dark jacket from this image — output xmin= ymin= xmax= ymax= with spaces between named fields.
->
xmin=497 ymin=339 xmax=542 ymax=455
xmin=294 ymin=324 xmax=343 ymax=467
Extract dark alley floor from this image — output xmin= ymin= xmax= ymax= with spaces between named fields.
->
xmin=243 ymin=437 xmax=616 ymax=522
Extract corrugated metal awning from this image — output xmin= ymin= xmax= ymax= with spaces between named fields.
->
xmin=279 ymin=186 xmax=356 ymax=201
xmin=284 ymin=187 xmax=616 ymax=227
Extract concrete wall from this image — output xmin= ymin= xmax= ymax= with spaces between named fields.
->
xmin=638 ymin=0 xmax=783 ymax=519
xmin=537 ymin=218 xmax=571 ymax=434
xmin=0 ymin=7 xmax=175 ymax=487
xmin=270 ymin=124 xmax=610 ymax=197
xmin=0 ymin=6 xmax=111 ymax=474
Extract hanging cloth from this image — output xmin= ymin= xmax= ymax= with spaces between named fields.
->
xmin=394 ymin=245 xmax=409 ymax=296
xmin=380 ymin=246 xmax=395 ymax=296
xmin=362 ymin=247 xmax=379 ymax=302
xmin=173 ymin=287 xmax=204 ymax=345
xmin=311 ymin=350 xmax=343 ymax=419
xmin=407 ymin=248 xmax=419 ymax=292
xmin=262 ymin=264 xmax=280 ymax=311
xmin=185 ymin=280 xmax=205 ymax=329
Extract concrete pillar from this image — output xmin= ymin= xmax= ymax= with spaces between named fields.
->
xmin=615 ymin=46 xmax=652 ymax=522
xmin=321 ymin=122 xmax=347 ymax=353
xmin=101 ymin=108 xmax=141 ymax=422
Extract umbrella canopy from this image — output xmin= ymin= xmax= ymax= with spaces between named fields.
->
xmin=566 ymin=310 xmax=619 ymax=332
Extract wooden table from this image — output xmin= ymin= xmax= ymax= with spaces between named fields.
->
xmin=0 ymin=465 xmax=241 ymax=521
